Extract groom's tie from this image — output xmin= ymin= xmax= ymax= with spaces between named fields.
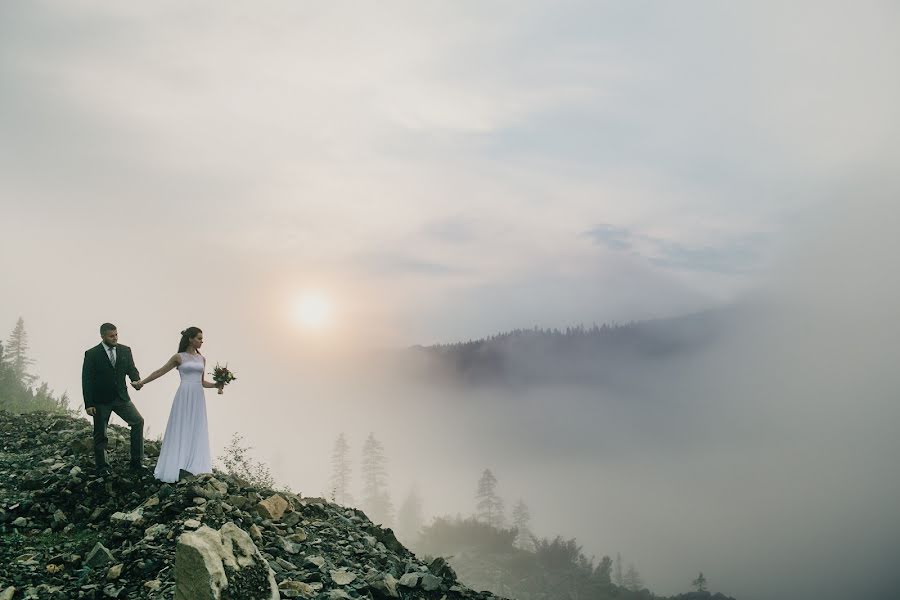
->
xmin=108 ymin=346 xmax=116 ymax=368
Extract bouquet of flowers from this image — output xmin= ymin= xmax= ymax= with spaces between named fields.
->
xmin=211 ymin=364 xmax=237 ymax=395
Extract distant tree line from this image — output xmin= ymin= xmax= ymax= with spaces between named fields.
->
xmin=407 ymin=467 xmax=652 ymax=600
xmin=0 ymin=317 xmax=71 ymax=414
xmin=325 ymin=450 xmax=669 ymax=600
xmin=429 ymin=323 xmax=640 ymax=354
xmin=413 ymin=313 xmax=720 ymax=385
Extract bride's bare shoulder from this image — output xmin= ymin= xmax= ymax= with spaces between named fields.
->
xmin=172 ymin=353 xmax=183 ymax=365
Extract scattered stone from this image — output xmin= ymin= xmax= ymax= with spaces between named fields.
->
xmin=110 ymin=509 xmax=144 ymax=526
xmin=279 ymin=580 xmax=321 ymax=598
xmin=281 ymin=538 xmax=302 ymax=554
xmin=370 ymin=573 xmax=400 ymax=598
xmin=144 ymin=523 xmax=168 ymax=540
xmin=140 ymin=496 xmax=160 ymax=509
xmin=330 ymin=569 xmax=358 ymax=585
xmin=190 ymin=476 xmax=229 ymax=500
xmin=17 ymin=554 xmax=39 ymax=566
xmin=227 ymin=494 xmax=248 ymax=509
xmin=429 ymin=557 xmax=457 ymax=582
xmin=70 ymin=437 xmax=93 ymax=454
xmin=286 ymin=529 xmax=308 ymax=543
xmin=107 ymin=564 xmax=123 ymax=580
xmin=85 ymin=543 xmax=114 ymax=568
xmin=183 ymin=518 xmax=202 ymax=529
xmin=399 ymin=572 xmax=422 ymax=588
xmin=421 ymin=573 xmax=442 ymax=591
xmin=175 ymin=523 xmax=278 ymax=600
xmin=282 ymin=511 xmax=302 ymax=527
xmin=255 ymin=494 xmax=289 ymax=520
xmin=0 ymin=587 xmax=14 ymax=600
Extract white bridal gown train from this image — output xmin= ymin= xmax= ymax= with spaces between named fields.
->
xmin=154 ymin=352 xmax=212 ymax=483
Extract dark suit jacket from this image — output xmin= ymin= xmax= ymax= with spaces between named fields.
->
xmin=82 ymin=343 xmax=141 ymax=408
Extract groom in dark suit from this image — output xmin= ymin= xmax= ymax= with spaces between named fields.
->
xmin=81 ymin=323 xmax=146 ymax=475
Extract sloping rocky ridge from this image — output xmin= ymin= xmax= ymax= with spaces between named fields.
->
xmin=0 ymin=411 xmax=492 ymax=600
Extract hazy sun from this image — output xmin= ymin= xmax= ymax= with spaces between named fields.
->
xmin=292 ymin=292 xmax=334 ymax=330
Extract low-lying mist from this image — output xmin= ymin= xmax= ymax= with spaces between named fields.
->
xmin=198 ymin=194 xmax=899 ymax=600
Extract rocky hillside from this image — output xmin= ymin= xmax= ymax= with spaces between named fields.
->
xmin=0 ymin=411 xmax=496 ymax=600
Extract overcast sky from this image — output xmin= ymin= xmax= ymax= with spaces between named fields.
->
xmin=2 ymin=3 xmax=899 ymax=599
xmin=6 ymin=0 xmax=897 ymax=354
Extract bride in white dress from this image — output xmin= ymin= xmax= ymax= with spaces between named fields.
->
xmin=134 ymin=327 xmax=223 ymax=482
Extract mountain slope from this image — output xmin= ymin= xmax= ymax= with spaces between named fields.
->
xmin=0 ymin=411 xmax=497 ymax=600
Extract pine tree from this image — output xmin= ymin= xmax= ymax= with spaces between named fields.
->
xmin=623 ymin=564 xmax=644 ymax=591
xmin=692 ymin=572 xmax=708 ymax=592
xmin=0 ymin=323 xmax=69 ymax=415
xmin=613 ymin=553 xmax=624 ymax=587
xmin=475 ymin=469 xmax=505 ymax=528
xmin=33 ymin=382 xmax=58 ymax=411
xmin=330 ymin=433 xmax=354 ymax=505
xmin=594 ymin=556 xmax=613 ymax=588
xmin=511 ymin=498 xmax=535 ymax=551
xmin=3 ymin=317 xmax=36 ymax=387
xmin=396 ymin=483 xmax=424 ymax=543
xmin=361 ymin=433 xmax=394 ymax=527
xmin=0 ymin=340 xmax=10 ymax=393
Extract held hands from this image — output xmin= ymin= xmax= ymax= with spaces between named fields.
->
xmin=131 ymin=380 xmax=144 ymax=391
xmin=86 ymin=406 xmax=96 ymax=416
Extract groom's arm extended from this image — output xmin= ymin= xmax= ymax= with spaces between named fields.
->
xmin=82 ymin=350 xmax=96 ymax=410
xmin=126 ymin=347 xmax=141 ymax=384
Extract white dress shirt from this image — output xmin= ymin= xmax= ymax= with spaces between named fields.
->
xmin=102 ymin=342 xmax=117 ymax=367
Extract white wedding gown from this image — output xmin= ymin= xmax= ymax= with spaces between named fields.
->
xmin=154 ymin=352 xmax=212 ymax=483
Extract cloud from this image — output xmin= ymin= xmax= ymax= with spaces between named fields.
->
xmin=646 ymin=236 xmax=765 ymax=274
xmin=354 ymin=253 xmax=467 ymax=278
xmin=585 ymin=224 xmax=770 ymax=274
xmin=421 ymin=218 xmax=478 ymax=245
xmin=583 ymin=224 xmax=633 ymax=251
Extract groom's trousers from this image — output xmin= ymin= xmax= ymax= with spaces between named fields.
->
xmin=92 ymin=402 xmax=145 ymax=467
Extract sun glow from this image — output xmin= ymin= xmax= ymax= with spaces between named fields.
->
xmin=292 ymin=291 xmax=334 ymax=330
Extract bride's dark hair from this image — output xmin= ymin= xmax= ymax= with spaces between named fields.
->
xmin=178 ymin=327 xmax=203 ymax=353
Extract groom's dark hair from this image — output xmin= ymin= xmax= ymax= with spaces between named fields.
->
xmin=100 ymin=323 xmax=117 ymax=334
